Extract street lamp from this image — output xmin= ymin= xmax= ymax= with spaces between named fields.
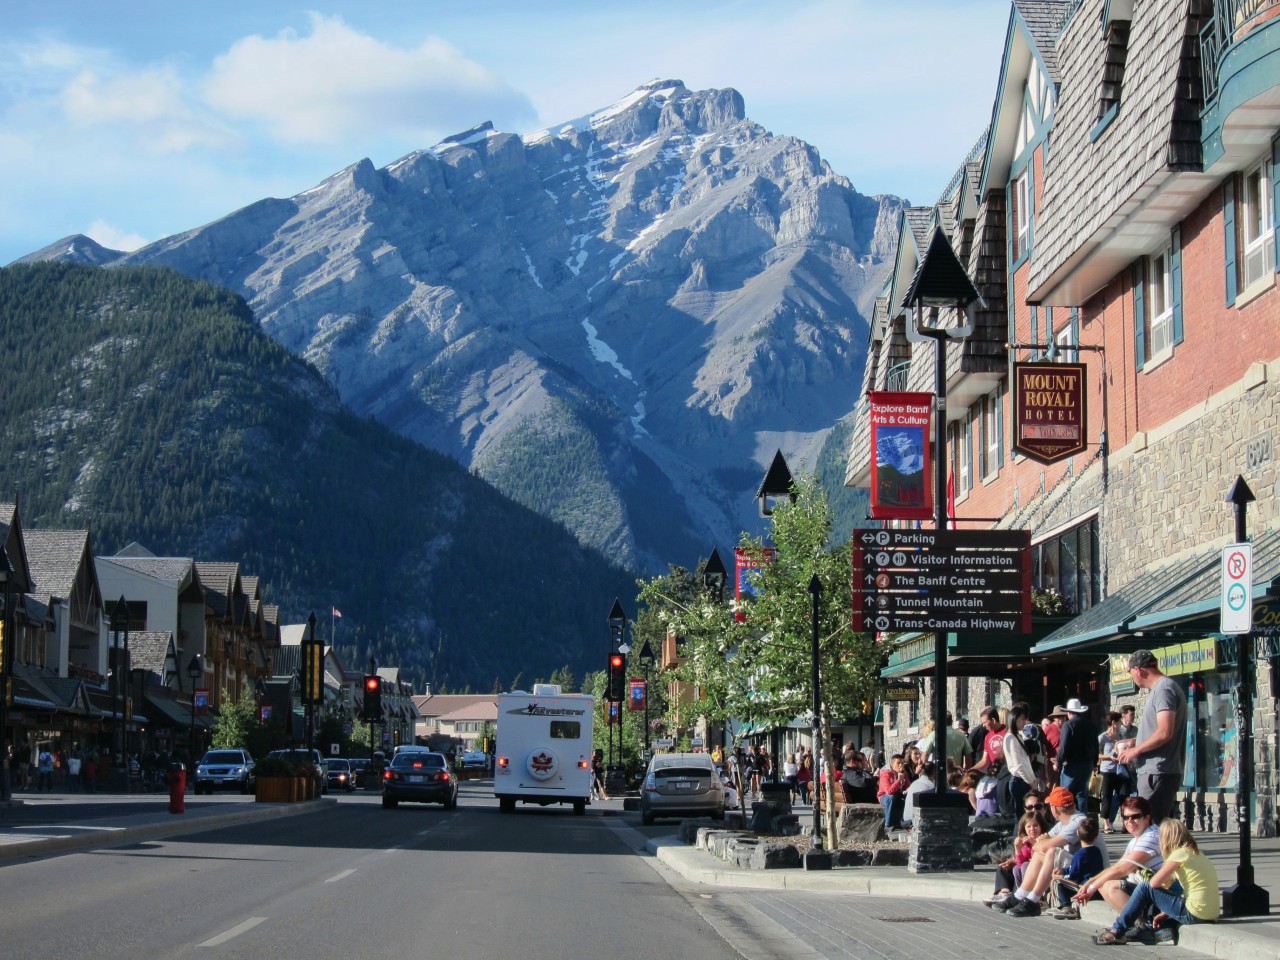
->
xmin=638 ymin=640 xmax=654 ymax=759
xmin=702 ymin=547 xmax=727 ymax=603
xmin=110 ymin=596 xmax=131 ymax=773
xmin=756 ymin=449 xmax=796 ymax=516
xmin=187 ymin=654 xmax=202 ymax=763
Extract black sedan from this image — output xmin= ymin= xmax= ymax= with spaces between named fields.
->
xmin=326 ymin=758 xmax=357 ymax=792
xmin=382 ymin=751 xmax=458 ymax=809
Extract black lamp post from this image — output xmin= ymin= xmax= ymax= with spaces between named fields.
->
xmin=1222 ymin=476 xmax=1269 ymax=916
xmin=187 ymin=653 xmax=202 ymax=763
xmin=110 ymin=596 xmax=131 ymax=771
xmin=638 ymin=640 xmax=654 ymax=759
xmin=756 ymin=449 xmax=796 ymax=516
xmin=702 ymin=547 xmax=727 ymax=604
xmin=0 ymin=546 xmax=11 ymax=802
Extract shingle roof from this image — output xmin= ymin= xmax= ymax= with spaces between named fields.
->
xmin=415 ymin=693 xmax=500 ymax=718
xmin=1029 ymin=0 xmax=1200 ymax=297
xmin=194 ymin=561 xmax=238 ymax=616
xmin=1013 ymin=0 xmax=1073 ymax=84
xmin=24 ymin=529 xmax=88 ymax=601
xmin=128 ymin=631 xmax=173 ymax=678
xmin=101 ymin=555 xmax=194 ymax=584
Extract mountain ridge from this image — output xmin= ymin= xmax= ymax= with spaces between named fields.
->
xmin=20 ymin=80 xmax=897 ymax=569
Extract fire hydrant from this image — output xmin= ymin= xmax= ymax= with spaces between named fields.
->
xmin=167 ymin=761 xmax=186 ymax=815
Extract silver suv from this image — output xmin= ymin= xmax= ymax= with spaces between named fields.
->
xmin=194 ymin=749 xmax=256 ymax=794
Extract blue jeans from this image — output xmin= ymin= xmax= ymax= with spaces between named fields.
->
xmin=880 ymin=793 xmax=894 ymax=827
xmin=1113 ymin=881 xmax=1200 ymax=932
xmin=1060 ymin=761 xmax=1092 ymax=812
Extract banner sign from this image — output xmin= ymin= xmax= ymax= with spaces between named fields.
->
xmin=194 ymin=688 xmax=210 ymax=716
xmin=1013 ymin=362 xmax=1087 ymax=464
xmin=628 ymin=679 xmax=646 ymax=712
xmin=606 ymin=701 xmax=620 ymax=725
xmin=869 ymin=391 xmax=933 ymax=520
xmin=734 ymin=547 xmax=775 ymax=621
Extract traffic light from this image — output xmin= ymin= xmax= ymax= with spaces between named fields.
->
xmin=362 ymin=675 xmax=382 ymax=721
xmin=608 ymin=653 xmax=625 ymax=701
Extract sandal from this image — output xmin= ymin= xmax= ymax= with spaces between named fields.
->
xmin=1094 ymin=930 xmax=1127 ymax=945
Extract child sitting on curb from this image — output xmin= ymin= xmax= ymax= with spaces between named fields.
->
xmin=1050 ymin=814 xmax=1104 ymax=919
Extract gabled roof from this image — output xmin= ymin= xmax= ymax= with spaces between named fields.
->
xmin=0 ymin=502 xmax=33 ymax=593
xmin=415 ymin=693 xmax=500 ymax=719
xmin=24 ymin=529 xmax=90 ymax=602
xmin=101 ymin=554 xmax=194 ymax=585
xmin=436 ymin=701 xmax=498 ymax=723
xmin=1028 ymin=0 xmax=1210 ymax=304
xmin=128 ymin=631 xmax=176 ymax=683
xmin=1014 ymin=0 xmax=1070 ymax=83
xmin=194 ymin=561 xmax=239 ymax=617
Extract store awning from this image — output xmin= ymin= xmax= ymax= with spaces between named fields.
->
xmin=1032 ymin=528 xmax=1280 ymax=656
xmin=881 ymin=617 xmax=1078 ymax=679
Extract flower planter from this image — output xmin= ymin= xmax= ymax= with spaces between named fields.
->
xmin=256 ymin=777 xmax=293 ymax=803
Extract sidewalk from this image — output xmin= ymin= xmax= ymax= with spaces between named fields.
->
xmin=646 ymin=825 xmax=1280 ymax=960
xmin=0 ymin=792 xmax=333 ymax=863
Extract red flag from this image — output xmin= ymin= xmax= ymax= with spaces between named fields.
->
xmin=332 ymin=607 xmax=343 ymax=618
xmin=946 ymin=471 xmax=956 ymax=529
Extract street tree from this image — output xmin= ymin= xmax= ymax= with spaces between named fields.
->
xmin=639 ymin=472 xmax=882 ymax=846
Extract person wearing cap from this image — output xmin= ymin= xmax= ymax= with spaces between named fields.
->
xmin=1116 ymin=650 xmax=1187 ymax=822
xmin=988 ymin=785 xmax=1092 ymax=917
xmin=1058 ymin=697 xmax=1100 ymax=813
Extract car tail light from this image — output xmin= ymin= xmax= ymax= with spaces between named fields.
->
xmin=643 ymin=773 xmax=656 ymax=791
xmin=497 ymin=757 xmax=509 ymax=768
xmin=441 ymin=771 xmax=451 ymax=781
xmin=710 ymin=778 xmax=722 ymax=792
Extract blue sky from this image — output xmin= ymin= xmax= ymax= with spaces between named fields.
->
xmin=2 ymin=1 xmax=1011 ymax=265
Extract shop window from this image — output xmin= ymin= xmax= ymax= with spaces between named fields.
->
xmin=1032 ymin=517 xmax=1100 ymax=614
xmin=1241 ymin=158 xmax=1275 ymax=291
xmin=1185 ymin=675 xmax=1237 ymax=791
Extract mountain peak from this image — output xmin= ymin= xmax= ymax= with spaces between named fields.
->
xmin=10 ymin=234 xmax=123 ymax=267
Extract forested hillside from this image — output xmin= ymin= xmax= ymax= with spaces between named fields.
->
xmin=0 ymin=262 xmax=635 ymax=690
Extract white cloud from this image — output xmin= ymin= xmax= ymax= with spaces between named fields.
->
xmin=203 ymin=13 xmax=536 ymax=146
xmin=62 ymin=65 xmax=239 ymax=154
xmin=85 ymin=220 xmax=148 ymax=252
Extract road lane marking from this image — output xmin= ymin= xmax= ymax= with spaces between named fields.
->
xmin=325 ymin=869 xmax=356 ymax=883
xmin=199 ymin=917 xmax=267 ymax=947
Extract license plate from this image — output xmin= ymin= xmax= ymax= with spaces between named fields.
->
xmin=676 ymin=780 xmax=694 ymax=790
xmin=409 ymin=775 xmax=423 ymax=783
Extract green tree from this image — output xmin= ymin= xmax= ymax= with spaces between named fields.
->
xmin=211 ymin=688 xmax=259 ymax=750
xmin=639 ymin=472 xmax=883 ymax=846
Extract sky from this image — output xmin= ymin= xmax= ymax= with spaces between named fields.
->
xmin=1 ymin=1 xmax=1013 ymax=266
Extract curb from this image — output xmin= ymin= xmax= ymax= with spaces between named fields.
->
xmin=646 ymin=838 xmax=1278 ymax=960
xmin=0 ymin=798 xmax=336 ymax=864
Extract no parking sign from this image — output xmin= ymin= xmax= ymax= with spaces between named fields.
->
xmin=1221 ymin=542 xmax=1253 ymax=635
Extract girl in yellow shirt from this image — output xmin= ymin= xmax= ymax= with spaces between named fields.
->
xmin=1095 ymin=819 xmax=1219 ymax=945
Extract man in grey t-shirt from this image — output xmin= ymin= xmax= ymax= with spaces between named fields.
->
xmin=1116 ymin=649 xmax=1186 ymax=821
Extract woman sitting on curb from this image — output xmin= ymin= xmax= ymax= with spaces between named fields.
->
xmin=1091 ymin=819 xmax=1219 ymax=945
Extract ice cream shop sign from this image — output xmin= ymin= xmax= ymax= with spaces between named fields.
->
xmin=1013 ymin=362 xmax=1087 ymax=464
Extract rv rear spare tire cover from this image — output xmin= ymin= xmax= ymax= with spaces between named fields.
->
xmin=526 ymin=746 xmax=559 ymax=781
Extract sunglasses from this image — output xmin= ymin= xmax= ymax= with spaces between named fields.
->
xmin=1122 ymin=813 xmax=1147 ymax=822
xmin=1024 ymin=803 xmax=1045 ymax=810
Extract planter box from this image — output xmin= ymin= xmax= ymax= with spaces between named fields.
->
xmin=256 ymin=777 xmax=295 ymax=803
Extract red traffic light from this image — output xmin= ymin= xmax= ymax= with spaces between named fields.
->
xmin=609 ymin=654 xmax=624 ymax=669
xmin=365 ymin=676 xmax=380 ymax=693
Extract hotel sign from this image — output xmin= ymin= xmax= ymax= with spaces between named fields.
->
xmin=1013 ymin=362 xmax=1087 ymax=464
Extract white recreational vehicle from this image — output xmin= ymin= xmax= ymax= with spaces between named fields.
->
xmin=494 ymin=684 xmax=594 ymax=815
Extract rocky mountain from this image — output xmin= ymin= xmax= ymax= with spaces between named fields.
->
xmin=31 ymin=81 xmax=901 ymax=570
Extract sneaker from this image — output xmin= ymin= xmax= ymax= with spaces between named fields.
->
xmin=1122 ymin=922 xmax=1151 ymax=940
xmin=984 ymin=892 xmax=1017 ymax=911
xmin=1050 ymin=905 xmax=1079 ymax=920
xmin=1007 ymin=898 xmax=1042 ymax=918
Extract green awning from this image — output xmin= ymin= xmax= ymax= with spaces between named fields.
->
xmin=1033 ymin=528 xmax=1280 ymax=656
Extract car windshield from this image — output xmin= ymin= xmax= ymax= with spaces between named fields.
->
xmin=391 ymin=753 xmax=444 ymax=770
xmin=329 ymin=760 xmax=349 ymax=771
xmin=203 ymin=752 xmax=246 ymax=764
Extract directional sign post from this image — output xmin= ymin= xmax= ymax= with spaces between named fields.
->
xmin=852 ymin=529 xmax=1032 ymax=634
xmin=1221 ymin=542 xmax=1253 ymax=635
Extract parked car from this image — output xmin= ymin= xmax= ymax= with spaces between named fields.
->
xmin=266 ymin=748 xmax=329 ymax=794
xmin=382 ymin=750 xmax=457 ymax=809
xmin=640 ymin=752 xmax=725 ymax=825
xmin=326 ymin=758 xmax=357 ymax=792
xmin=460 ymin=750 xmax=488 ymax=769
xmin=193 ymin=749 xmax=255 ymax=794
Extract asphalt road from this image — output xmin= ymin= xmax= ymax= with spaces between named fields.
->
xmin=0 ymin=781 xmax=747 ymax=960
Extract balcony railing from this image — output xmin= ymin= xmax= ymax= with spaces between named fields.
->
xmin=885 ymin=360 xmax=912 ymax=393
xmin=1202 ymin=0 xmax=1280 ymax=103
